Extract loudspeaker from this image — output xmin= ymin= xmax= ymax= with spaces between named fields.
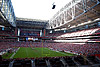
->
xmin=52 ymin=5 xmax=56 ymax=9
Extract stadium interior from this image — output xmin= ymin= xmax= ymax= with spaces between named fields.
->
xmin=0 ymin=0 xmax=100 ymax=67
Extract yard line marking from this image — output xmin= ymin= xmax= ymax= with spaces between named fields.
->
xmin=10 ymin=47 xmax=20 ymax=59
xmin=42 ymin=40 xmax=50 ymax=56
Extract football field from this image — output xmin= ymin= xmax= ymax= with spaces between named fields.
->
xmin=2 ymin=47 xmax=75 ymax=59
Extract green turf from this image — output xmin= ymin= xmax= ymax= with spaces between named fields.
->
xmin=13 ymin=47 xmax=75 ymax=59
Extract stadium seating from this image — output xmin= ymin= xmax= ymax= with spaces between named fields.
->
xmin=13 ymin=60 xmax=31 ymax=67
xmin=58 ymin=28 xmax=100 ymax=38
xmin=87 ymin=56 xmax=100 ymax=64
xmin=0 ymin=60 xmax=10 ymax=67
xmin=0 ymin=0 xmax=100 ymax=66
xmin=0 ymin=41 xmax=100 ymax=56
xmin=45 ymin=42 xmax=100 ymax=55
xmin=20 ymin=30 xmax=40 ymax=36
xmin=0 ymin=55 xmax=100 ymax=67
xmin=35 ymin=59 xmax=47 ymax=67
xmin=49 ymin=57 xmax=64 ymax=67
xmin=46 ymin=32 xmax=64 ymax=37
xmin=0 ymin=27 xmax=100 ymax=67
xmin=64 ymin=57 xmax=77 ymax=66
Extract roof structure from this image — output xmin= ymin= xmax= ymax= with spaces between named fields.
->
xmin=16 ymin=17 xmax=48 ymax=29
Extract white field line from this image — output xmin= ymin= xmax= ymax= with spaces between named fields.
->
xmin=10 ymin=47 xmax=20 ymax=59
xmin=50 ymin=48 xmax=68 ymax=55
xmin=25 ymin=48 xmax=28 ymax=57
xmin=56 ymin=51 xmax=68 ymax=55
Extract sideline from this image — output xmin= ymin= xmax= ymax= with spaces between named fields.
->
xmin=10 ymin=47 xmax=20 ymax=59
xmin=56 ymin=51 xmax=68 ymax=55
xmin=49 ymin=48 xmax=72 ymax=56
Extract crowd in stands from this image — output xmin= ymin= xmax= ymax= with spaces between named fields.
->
xmin=0 ymin=42 xmax=14 ymax=52
xmin=46 ymin=32 xmax=64 ymax=37
xmin=46 ymin=42 xmax=100 ymax=55
xmin=58 ymin=28 xmax=100 ymax=38
xmin=0 ymin=30 xmax=14 ymax=36
xmin=0 ymin=41 xmax=100 ymax=56
xmin=0 ymin=27 xmax=100 ymax=63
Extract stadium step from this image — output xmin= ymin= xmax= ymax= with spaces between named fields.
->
xmin=95 ymin=56 xmax=100 ymax=63
xmin=85 ymin=57 xmax=93 ymax=65
xmin=46 ymin=60 xmax=51 ymax=67
xmin=60 ymin=57 xmax=69 ymax=67
xmin=31 ymin=60 xmax=35 ymax=67
xmin=87 ymin=56 xmax=99 ymax=64
xmin=72 ymin=57 xmax=80 ymax=66
xmin=9 ymin=60 xmax=14 ymax=67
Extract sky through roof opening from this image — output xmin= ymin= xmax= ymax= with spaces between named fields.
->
xmin=11 ymin=0 xmax=71 ymax=20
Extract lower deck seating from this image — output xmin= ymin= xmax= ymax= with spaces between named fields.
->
xmin=0 ymin=60 xmax=10 ymax=67
xmin=74 ymin=56 xmax=91 ymax=65
xmin=64 ymin=57 xmax=77 ymax=67
xmin=49 ymin=58 xmax=64 ymax=67
xmin=87 ymin=56 xmax=100 ymax=64
xmin=13 ymin=60 xmax=31 ymax=67
xmin=35 ymin=59 xmax=47 ymax=67
xmin=0 ymin=55 xmax=100 ymax=67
